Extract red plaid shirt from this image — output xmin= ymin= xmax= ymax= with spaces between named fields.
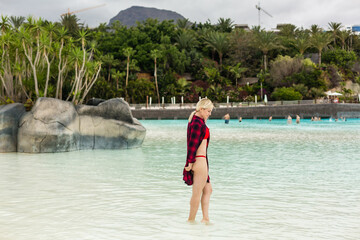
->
xmin=183 ymin=115 xmax=210 ymax=185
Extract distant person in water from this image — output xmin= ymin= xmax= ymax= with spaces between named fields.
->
xmin=296 ymin=115 xmax=300 ymax=124
xmin=239 ymin=117 xmax=242 ymax=122
xmin=269 ymin=116 xmax=272 ymax=121
xmin=287 ymin=115 xmax=292 ymax=124
xmin=183 ymin=98 xmax=214 ymax=224
xmin=223 ymin=113 xmax=230 ymax=124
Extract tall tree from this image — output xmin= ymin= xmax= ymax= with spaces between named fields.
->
xmin=229 ymin=63 xmax=247 ymax=86
xmin=291 ymin=32 xmax=311 ymax=55
xmin=310 ymin=24 xmax=322 ymax=35
xmin=61 ymin=14 xmax=81 ymax=36
xmin=337 ymin=30 xmax=351 ymax=50
xmin=176 ymin=18 xmax=192 ymax=30
xmin=217 ymin=18 xmax=234 ymax=33
xmin=310 ymin=32 xmax=332 ymax=66
xmin=252 ymin=29 xmax=282 ymax=71
xmin=10 ymin=16 xmax=25 ymax=29
xmin=150 ymin=49 xmax=162 ymax=106
xmin=203 ymin=31 xmax=229 ymax=67
xmin=123 ymin=47 xmax=136 ymax=101
xmin=0 ymin=15 xmax=11 ymax=33
xmin=175 ymin=30 xmax=198 ymax=51
xmin=55 ymin=27 xmax=68 ymax=99
xmin=328 ymin=22 xmax=343 ymax=47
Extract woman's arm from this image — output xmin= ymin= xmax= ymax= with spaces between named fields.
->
xmin=185 ymin=121 xmax=205 ymax=173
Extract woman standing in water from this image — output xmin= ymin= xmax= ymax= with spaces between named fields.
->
xmin=183 ymin=98 xmax=214 ymax=223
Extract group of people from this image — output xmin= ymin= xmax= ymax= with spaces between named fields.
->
xmin=287 ymin=115 xmax=301 ymax=124
xmin=222 ymin=114 xmax=303 ymax=124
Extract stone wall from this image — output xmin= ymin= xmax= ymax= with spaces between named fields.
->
xmin=131 ymin=104 xmax=360 ymax=119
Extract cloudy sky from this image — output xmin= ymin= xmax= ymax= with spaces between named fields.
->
xmin=1 ymin=0 xmax=360 ymax=30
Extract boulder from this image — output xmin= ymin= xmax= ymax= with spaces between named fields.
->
xmin=17 ymin=97 xmax=146 ymax=153
xmin=0 ymin=103 xmax=26 ymax=152
xmin=86 ymin=98 xmax=105 ymax=106
xmin=77 ymin=98 xmax=145 ymax=150
xmin=77 ymin=98 xmax=134 ymax=124
xmin=17 ymin=98 xmax=80 ymax=153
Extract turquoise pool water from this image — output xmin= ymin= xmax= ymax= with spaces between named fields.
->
xmin=0 ymin=119 xmax=359 ymax=239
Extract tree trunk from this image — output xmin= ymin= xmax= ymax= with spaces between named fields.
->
xmin=154 ymin=58 xmax=160 ymax=106
xmin=22 ymin=41 xmax=40 ymax=97
xmin=125 ymin=55 xmax=130 ymax=101
xmin=56 ymin=40 xmax=64 ymax=99
xmin=264 ymin=54 xmax=268 ymax=71
xmin=43 ymin=50 xmax=51 ymax=97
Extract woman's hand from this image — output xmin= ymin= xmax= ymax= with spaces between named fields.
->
xmin=184 ymin=163 xmax=193 ymax=171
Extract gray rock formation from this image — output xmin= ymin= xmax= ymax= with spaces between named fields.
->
xmin=0 ymin=103 xmax=26 ymax=152
xmin=109 ymin=6 xmax=186 ymax=27
xmin=76 ymin=98 xmax=145 ymax=150
xmin=18 ymin=98 xmax=80 ymax=153
xmin=17 ymin=97 xmax=146 ymax=153
xmin=77 ymin=98 xmax=134 ymax=124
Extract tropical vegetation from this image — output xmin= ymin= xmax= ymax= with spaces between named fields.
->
xmin=1 ymin=15 xmax=360 ymax=105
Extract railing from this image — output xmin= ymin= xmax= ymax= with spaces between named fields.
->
xmin=128 ymin=99 xmax=342 ymax=110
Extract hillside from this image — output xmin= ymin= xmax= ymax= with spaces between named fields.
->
xmin=108 ymin=6 xmax=186 ymax=27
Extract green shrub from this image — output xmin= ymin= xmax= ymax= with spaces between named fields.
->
xmin=322 ymin=49 xmax=357 ymax=68
xmin=271 ymin=87 xmax=303 ymax=100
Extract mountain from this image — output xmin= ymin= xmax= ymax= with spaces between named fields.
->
xmin=108 ymin=6 xmax=186 ymax=27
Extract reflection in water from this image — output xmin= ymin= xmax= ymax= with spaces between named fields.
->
xmin=0 ymin=119 xmax=360 ymax=239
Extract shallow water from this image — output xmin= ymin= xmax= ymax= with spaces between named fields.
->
xmin=0 ymin=119 xmax=359 ymax=239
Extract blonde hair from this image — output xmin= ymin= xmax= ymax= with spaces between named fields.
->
xmin=188 ymin=98 xmax=214 ymax=122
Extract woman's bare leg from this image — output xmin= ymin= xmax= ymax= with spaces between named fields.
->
xmin=188 ymin=158 xmax=208 ymax=221
xmin=201 ymin=183 xmax=212 ymax=223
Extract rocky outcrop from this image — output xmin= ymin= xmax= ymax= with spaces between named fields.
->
xmin=109 ymin=6 xmax=186 ymax=27
xmin=16 ymin=97 xmax=146 ymax=153
xmin=76 ymin=98 xmax=146 ymax=150
xmin=77 ymin=98 xmax=134 ymax=124
xmin=0 ymin=103 xmax=26 ymax=152
xmin=18 ymin=98 xmax=80 ymax=153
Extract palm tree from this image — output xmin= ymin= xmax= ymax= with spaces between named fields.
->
xmin=40 ymin=33 xmax=51 ymax=97
xmin=175 ymin=30 xmax=198 ymax=51
xmin=71 ymin=29 xmax=89 ymax=103
xmin=97 ymin=23 xmax=108 ymax=32
xmin=123 ymin=47 xmax=136 ymax=87
xmin=19 ymin=23 xmax=41 ymax=98
xmin=229 ymin=63 xmax=247 ymax=86
xmin=310 ymin=32 xmax=332 ymax=66
xmin=278 ymin=24 xmax=297 ymax=38
xmin=150 ymin=49 xmax=162 ymax=106
xmin=177 ymin=78 xmax=191 ymax=97
xmin=252 ymin=30 xmax=282 ymax=71
xmin=112 ymin=70 xmax=125 ymax=90
xmin=328 ymin=22 xmax=343 ymax=47
xmin=123 ymin=47 xmax=136 ymax=101
xmin=176 ymin=18 xmax=192 ymax=30
xmin=0 ymin=15 xmax=11 ymax=33
xmin=56 ymin=27 xmax=68 ymax=99
xmin=10 ymin=16 xmax=25 ymax=29
xmin=45 ymin=22 xmax=57 ymax=45
xmin=101 ymin=54 xmax=116 ymax=82
xmin=203 ymin=31 xmax=229 ymax=67
xmin=291 ymin=32 xmax=311 ymax=55
xmin=310 ymin=24 xmax=322 ymax=35
xmin=337 ymin=30 xmax=351 ymax=50
xmin=61 ymin=14 xmax=81 ymax=36
xmin=217 ymin=18 xmax=234 ymax=32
